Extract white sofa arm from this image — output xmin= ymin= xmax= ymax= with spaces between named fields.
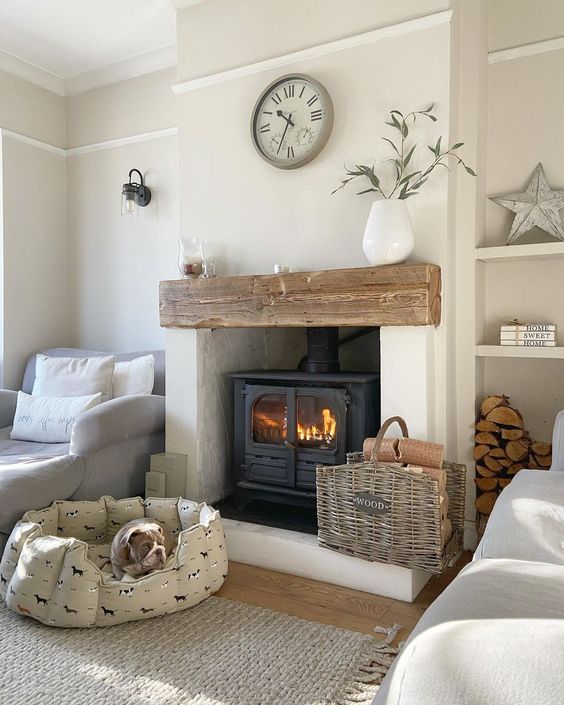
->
xmin=550 ymin=410 xmax=564 ymax=471
xmin=69 ymin=395 xmax=165 ymax=457
xmin=0 ymin=389 xmax=18 ymax=428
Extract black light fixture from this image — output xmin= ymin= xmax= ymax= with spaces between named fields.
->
xmin=121 ymin=168 xmax=151 ymax=218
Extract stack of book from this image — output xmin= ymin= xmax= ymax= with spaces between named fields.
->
xmin=500 ymin=323 xmax=557 ymax=347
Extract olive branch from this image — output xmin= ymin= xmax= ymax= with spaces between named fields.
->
xmin=332 ymin=104 xmax=475 ymax=199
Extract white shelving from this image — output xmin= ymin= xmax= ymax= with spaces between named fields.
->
xmin=475 ymin=241 xmax=564 ymax=262
xmin=477 ymin=345 xmax=564 ymax=359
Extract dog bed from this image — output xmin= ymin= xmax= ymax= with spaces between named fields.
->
xmin=0 ymin=496 xmax=228 ymax=627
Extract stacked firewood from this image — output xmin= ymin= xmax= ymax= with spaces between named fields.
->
xmin=475 ymin=395 xmax=552 ymax=533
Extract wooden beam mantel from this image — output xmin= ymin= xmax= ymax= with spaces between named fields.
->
xmin=159 ymin=263 xmax=441 ymax=329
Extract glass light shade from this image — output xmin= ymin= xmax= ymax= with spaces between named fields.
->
xmin=178 ymin=237 xmax=204 ymax=278
xmin=121 ymin=190 xmax=139 ymax=218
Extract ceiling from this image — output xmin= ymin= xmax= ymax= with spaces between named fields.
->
xmin=0 ymin=0 xmax=178 ymax=95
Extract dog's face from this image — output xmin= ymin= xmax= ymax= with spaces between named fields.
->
xmin=111 ymin=519 xmax=172 ymax=578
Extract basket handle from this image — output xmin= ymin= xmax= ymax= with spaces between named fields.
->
xmin=370 ymin=416 xmax=409 ymax=460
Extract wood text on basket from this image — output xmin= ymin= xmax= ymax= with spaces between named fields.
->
xmin=352 ymin=493 xmax=391 ymax=515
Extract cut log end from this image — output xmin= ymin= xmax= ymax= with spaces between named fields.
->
xmin=475 ymin=492 xmax=497 ymax=515
xmin=485 ymin=406 xmax=524 ymax=429
xmin=480 ymin=395 xmax=510 ymax=418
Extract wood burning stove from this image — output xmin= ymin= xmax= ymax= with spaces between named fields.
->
xmin=229 ymin=327 xmax=379 ymax=502
xmin=230 ymin=370 xmax=379 ymax=500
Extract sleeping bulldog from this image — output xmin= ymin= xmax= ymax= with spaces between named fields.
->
xmin=111 ymin=519 xmax=173 ymax=580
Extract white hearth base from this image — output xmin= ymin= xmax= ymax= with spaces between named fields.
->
xmin=223 ymin=518 xmax=431 ymax=603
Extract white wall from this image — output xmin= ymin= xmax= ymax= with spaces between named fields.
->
xmin=176 ymin=0 xmax=449 ymax=81
xmin=65 ymin=68 xmax=177 ymax=148
xmin=0 ymin=68 xmax=65 ymax=147
xmin=65 ymin=68 xmax=179 ymax=351
xmin=0 ymin=135 xmax=68 ymax=388
xmin=176 ymin=15 xmax=452 ymax=277
xmin=0 ymin=68 xmax=68 ymax=387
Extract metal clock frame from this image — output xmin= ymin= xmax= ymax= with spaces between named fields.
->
xmin=250 ymin=73 xmax=334 ymax=170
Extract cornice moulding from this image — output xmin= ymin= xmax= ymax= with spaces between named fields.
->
xmin=64 ymin=45 xmax=177 ymax=96
xmin=0 ymin=49 xmax=65 ymax=96
xmin=0 ymin=45 xmax=176 ymax=97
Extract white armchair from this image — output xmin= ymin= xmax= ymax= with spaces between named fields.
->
xmin=550 ymin=409 xmax=564 ymax=471
xmin=0 ymin=348 xmax=165 ymax=551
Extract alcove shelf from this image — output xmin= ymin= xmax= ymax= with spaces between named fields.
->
xmin=475 ymin=241 xmax=564 ymax=263
xmin=476 ymin=345 xmax=564 ymax=359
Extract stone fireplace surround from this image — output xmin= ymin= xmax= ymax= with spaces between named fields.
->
xmin=161 ymin=264 xmax=443 ymax=601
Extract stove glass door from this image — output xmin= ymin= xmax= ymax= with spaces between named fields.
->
xmin=296 ymin=396 xmax=337 ymax=450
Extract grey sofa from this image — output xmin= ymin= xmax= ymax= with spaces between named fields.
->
xmin=373 ymin=412 xmax=564 ymax=705
xmin=0 ymin=348 xmax=165 ymax=551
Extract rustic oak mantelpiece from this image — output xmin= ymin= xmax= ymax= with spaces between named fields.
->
xmin=159 ymin=263 xmax=441 ymax=329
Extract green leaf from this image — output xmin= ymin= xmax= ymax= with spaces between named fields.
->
xmin=399 ymin=170 xmax=421 ymax=186
xmin=386 ymin=114 xmax=402 ymax=131
xmin=401 ymin=121 xmax=409 ymax=139
xmin=465 ymin=166 xmax=477 ymax=176
xmin=428 ymin=145 xmax=436 ymax=154
xmin=451 ymin=142 xmax=464 ymax=150
xmin=403 ymin=144 xmax=416 ymax=167
xmin=425 ymin=114 xmax=438 ymax=122
xmin=356 ymin=188 xmax=378 ymax=195
xmin=382 ymin=137 xmax=401 ymax=155
xmin=422 ymin=103 xmax=434 ymax=113
xmin=393 ymin=159 xmax=402 ymax=180
xmin=434 ymin=137 xmax=442 ymax=157
xmin=390 ymin=109 xmax=404 ymax=120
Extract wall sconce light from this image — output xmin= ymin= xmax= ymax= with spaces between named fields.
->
xmin=121 ymin=168 xmax=151 ymax=218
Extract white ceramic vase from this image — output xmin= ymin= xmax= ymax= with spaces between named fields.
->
xmin=362 ymin=199 xmax=415 ymax=266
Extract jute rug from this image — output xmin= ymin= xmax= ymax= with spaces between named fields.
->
xmin=0 ymin=596 xmax=399 ymax=705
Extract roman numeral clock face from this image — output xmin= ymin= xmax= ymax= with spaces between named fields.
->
xmin=251 ymin=74 xmax=334 ymax=169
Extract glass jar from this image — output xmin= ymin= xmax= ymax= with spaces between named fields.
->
xmin=178 ymin=237 xmax=204 ymax=279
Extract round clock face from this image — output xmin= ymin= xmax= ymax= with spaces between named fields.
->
xmin=251 ymin=74 xmax=334 ymax=169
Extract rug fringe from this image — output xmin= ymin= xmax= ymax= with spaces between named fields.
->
xmin=373 ymin=622 xmax=402 ymax=648
xmin=333 ymin=626 xmax=401 ymax=705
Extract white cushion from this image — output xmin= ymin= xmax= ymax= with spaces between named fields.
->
xmin=10 ymin=391 xmax=102 ymax=443
xmin=111 ymin=355 xmax=154 ymax=398
xmin=32 ymin=354 xmax=115 ymax=403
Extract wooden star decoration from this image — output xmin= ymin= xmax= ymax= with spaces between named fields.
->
xmin=490 ymin=163 xmax=564 ymax=244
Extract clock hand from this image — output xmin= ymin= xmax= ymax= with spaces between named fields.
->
xmin=276 ymin=110 xmax=295 ymax=128
xmin=277 ymin=113 xmax=293 ymax=154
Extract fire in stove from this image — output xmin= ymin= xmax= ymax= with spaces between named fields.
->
xmin=297 ymin=407 xmax=337 ymax=447
xmin=252 ymin=394 xmax=337 ymax=448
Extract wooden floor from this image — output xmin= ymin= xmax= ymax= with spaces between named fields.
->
xmin=217 ymin=553 xmax=471 ymax=644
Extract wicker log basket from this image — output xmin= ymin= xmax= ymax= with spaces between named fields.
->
xmin=316 ymin=416 xmax=466 ymax=574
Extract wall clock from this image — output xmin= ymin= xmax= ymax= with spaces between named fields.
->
xmin=251 ymin=74 xmax=334 ymax=170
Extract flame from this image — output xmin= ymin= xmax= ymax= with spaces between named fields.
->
xmin=297 ymin=408 xmax=336 ymax=444
xmin=253 ymin=409 xmax=287 ymax=442
xmin=253 ymin=403 xmax=337 ymax=446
